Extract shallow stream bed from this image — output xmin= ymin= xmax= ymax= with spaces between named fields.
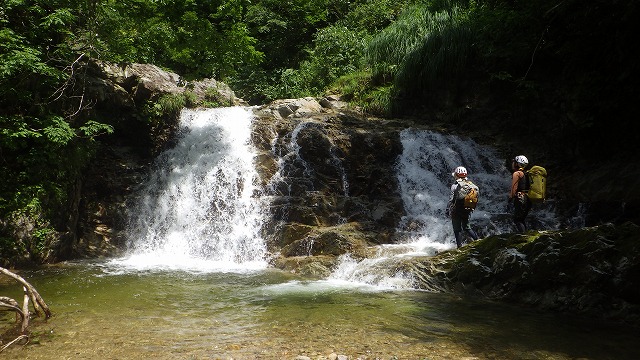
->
xmin=1 ymin=261 xmax=638 ymax=359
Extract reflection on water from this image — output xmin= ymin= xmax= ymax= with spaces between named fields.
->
xmin=1 ymin=261 xmax=638 ymax=360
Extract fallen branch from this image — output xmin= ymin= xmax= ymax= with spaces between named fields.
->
xmin=0 ymin=335 xmax=29 ymax=352
xmin=0 ymin=267 xmax=51 ymax=319
xmin=0 ymin=267 xmax=52 ymax=353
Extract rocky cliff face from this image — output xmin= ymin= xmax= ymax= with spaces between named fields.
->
xmin=251 ymin=98 xmax=407 ymax=259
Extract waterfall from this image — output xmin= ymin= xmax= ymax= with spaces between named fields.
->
xmin=267 ymin=121 xmax=315 ymax=196
xmin=328 ymin=129 xmax=559 ymax=288
xmin=117 ymin=107 xmax=267 ymax=271
xmin=267 ymin=120 xmax=349 ymax=197
xmin=396 ymin=129 xmax=515 ymax=249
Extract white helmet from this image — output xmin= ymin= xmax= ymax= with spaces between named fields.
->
xmin=514 ymin=155 xmax=528 ymax=167
xmin=452 ymin=166 xmax=467 ymax=178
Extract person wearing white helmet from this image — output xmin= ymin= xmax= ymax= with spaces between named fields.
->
xmin=509 ymin=155 xmax=531 ymax=233
xmin=446 ymin=166 xmax=479 ymax=248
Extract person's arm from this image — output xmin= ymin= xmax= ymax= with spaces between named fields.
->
xmin=510 ymin=171 xmax=523 ymax=198
xmin=448 ymin=183 xmax=457 ymax=204
xmin=446 ymin=183 xmax=457 ymax=216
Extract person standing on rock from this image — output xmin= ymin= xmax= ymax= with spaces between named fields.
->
xmin=446 ymin=166 xmax=480 ymax=248
xmin=508 ymin=155 xmax=532 ymax=233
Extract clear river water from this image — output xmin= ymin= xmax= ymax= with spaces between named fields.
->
xmin=2 ymin=261 xmax=639 ymax=360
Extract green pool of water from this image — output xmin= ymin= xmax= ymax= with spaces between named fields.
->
xmin=1 ymin=260 xmax=638 ymax=359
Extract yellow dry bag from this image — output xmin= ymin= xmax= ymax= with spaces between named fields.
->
xmin=527 ymin=165 xmax=547 ymax=203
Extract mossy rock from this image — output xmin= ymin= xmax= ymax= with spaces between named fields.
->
xmin=408 ymin=223 xmax=640 ymax=325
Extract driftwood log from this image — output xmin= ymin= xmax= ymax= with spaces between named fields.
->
xmin=0 ymin=267 xmax=52 ymax=352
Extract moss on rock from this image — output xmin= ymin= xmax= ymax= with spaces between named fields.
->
xmin=408 ymin=223 xmax=640 ymax=325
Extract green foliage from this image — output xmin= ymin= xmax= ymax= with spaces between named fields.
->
xmin=43 ymin=117 xmax=75 ymax=146
xmin=366 ymin=5 xmax=436 ymax=78
xmin=365 ymin=4 xmax=474 ymax=103
xmin=306 ymin=26 xmax=369 ymax=89
xmin=245 ymin=0 xmax=331 ymax=71
xmin=329 ymin=71 xmax=393 ymax=116
xmin=394 ymin=10 xmax=474 ymax=98
xmin=148 ymin=94 xmax=186 ymax=119
xmin=78 ymin=121 xmax=115 ymax=138
xmin=341 ymin=0 xmax=408 ymax=32
xmin=93 ymin=0 xmax=264 ymax=79
xmin=1 ymin=0 xmax=117 ymax=265
xmin=329 ymin=71 xmax=374 ymax=100
xmin=361 ymin=86 xmax=393 ymax=115
xmin=203 ymin=88 xmax=233 ymax=107
xmin=232 ymin=0 xmax=349 ymax=101
xmin=260 ymin=25 xmax=370 ymax=100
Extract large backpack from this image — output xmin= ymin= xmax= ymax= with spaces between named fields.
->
xmin=526 ymin=165 xmax=547 ymax=203
xmin=455 ymin=179 xmax=479 ymax=210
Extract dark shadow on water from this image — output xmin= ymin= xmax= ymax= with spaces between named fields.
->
xmin=405 ymin=292 xmax=640 ymax=360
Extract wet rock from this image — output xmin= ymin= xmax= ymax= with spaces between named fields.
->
xmin=252 ymin=101 xmax=407 ymax=255
xmin=402 ymin=222 xmax=640 ymax=326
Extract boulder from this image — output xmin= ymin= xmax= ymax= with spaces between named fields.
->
xmin=398 ymin=222 xmax=640 ymax=326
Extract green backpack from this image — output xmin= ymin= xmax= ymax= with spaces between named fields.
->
xmin=526 ymin=166 xmax=547 ymax=203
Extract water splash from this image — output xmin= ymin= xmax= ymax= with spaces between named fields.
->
xmin=267 ymin=120 xmax=315 ymax=196
xmin=115 ymin=107 xmax=268 ymax=272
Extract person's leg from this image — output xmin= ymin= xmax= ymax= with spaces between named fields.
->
xmin=523 ymin=197 xmax=532 ymax=230
xmin=452 ymin=217 xmax=463 ymax=248
xmin=466 ymin=227 xmax=479 ymax=241
xmin=462 ymin=215 xmax=478 ymax=241
xmin=513 ymin=195 xmax=527 ymax=233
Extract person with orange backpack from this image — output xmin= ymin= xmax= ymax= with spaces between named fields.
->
xmin=508 ymin=155 xmax=532 ymax=233
xmin=446 ymin=166 xmax=479 ymax=248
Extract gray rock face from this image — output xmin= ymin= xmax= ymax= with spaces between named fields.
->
xmin=251 ymin=98 xmax=406 ymax=258
xmin=92 ymin=61 xmax=244 ymax=106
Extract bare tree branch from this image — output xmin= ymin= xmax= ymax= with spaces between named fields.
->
xmin=0 ymin=267 xmax=52 ymax=319
xmin=1 ymin=267 xmax=53 ymax=352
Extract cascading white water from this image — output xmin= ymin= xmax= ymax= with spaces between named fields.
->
xmin=115 ymin=107 xmax=267 ymax=272
xmin=267 ymin=121 xmax=315 ymax=196
xmin=329 ymin=129 xmax=559 ymax=288
xmin=396 ymin=129 xmax=516 ymax=248
xmin=267 ymin=120 xmax=349 ymax=197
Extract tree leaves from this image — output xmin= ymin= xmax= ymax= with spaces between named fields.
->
xmin=43 ymin=117 xmax=74 ymax=146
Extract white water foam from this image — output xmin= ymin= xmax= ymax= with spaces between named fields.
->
xmin=267 ymin=120 xmax=349 ymax=197
xmin=111 ymin=107 xmax=268 ymax=272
